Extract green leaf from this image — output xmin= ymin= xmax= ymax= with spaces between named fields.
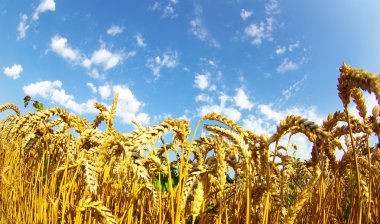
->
xmin=33 ymin=101 xmax=45 ymax=111
xmin=24 ymin=96 xmax=31 ymax=107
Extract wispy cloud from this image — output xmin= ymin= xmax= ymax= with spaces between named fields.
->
xmin=3 ymin=64 xmax=23 ymax=80
xmin=107 ymin=25 xmax=124 ymax=36
xmin=281 ymin=75 xmax=307 ymax=100
xmin=276 ymin=58 xmax=299 ymax=74
xmin=86 ymin=82 xmax=97 ymax=93
xmin=288 ymin=41 xmax=300 ymax=52
xmin=190 ymin=5 xmax=220 ymax=48
xmin=32 ymin=0 xmax=56 ymax=21
xmin=243 ymin=0 xmax=280 ymax=45
xmin=233 ymin=88 xmax=254 ymax=110
xmin=17 ymin=14 xmax=29 ymax=40
xmin=135 ymin=33 xmax=147 ymax=47
xmin=240 ymin=9 xmax=253 ymax=20
xmin=265 ymin=0 xmax=280 ymax=15
xmin=148 ymin=1 xmax=178 ymax=19
xmin=195 ymin=93 xmax=213 ymax=103
xmin=146 ymin=51 xmax=178 ymax=79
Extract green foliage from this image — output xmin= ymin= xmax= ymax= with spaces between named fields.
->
xmin=153 ymin=167 xmax=179 ymax=192
xmin=24 ymin=95 xmax=45 ymax=112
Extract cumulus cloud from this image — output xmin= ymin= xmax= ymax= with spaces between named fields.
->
xmin=190 ymin=5 xmax=220 ymax=48
xmin=22 ymin=81 xmax=149 ymax=125
xmin=22 ymin=80 xmax=97 ymax=114
xmin=33 ymin=0 xmax=56 ymax=21
xmin=3 ymin=64 xmax=23 ymax=79
xmin=49 ymin=35 xmax=130 ymax=79
xmin=147 ymin=51 xmax=178 ymax=79
xmin=275 ymin=46 xmax=286 ymax=55
xmin=243 ymin=103 xmax=324 ymax=160
xmin=276 ymin=58 xmax=299 ymax=74
xmin=243 ymin=115 xmax=274 ymax=135
xmin=82 ymin=48 xmax=123 ymax=71
xmin=17 ymin=14 xmax=29 ymax=40
xmin=196 ymin=93 xmax=242 ymax=122
xmin=98 ymin=84 xmax=112 ymax=99
xmin=135 ymin=33 xmax=147 ymax=47
xmin=107 ymin=25 xmax=124 ymax=36
xmin=50 ymin=35 xmax=81 ymax=62
xmin=233 ymin=88 xmax=254 ymax=110
xmin=113 ymin=85 xmax=150 ymax=124
xmin=194 ymin=73 xmax=210 ymax=90
xmin=240 ymin=9 xmax=253 ymax=20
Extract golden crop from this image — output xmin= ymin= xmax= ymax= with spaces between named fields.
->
xmin=0 ymin=63 xmax=379 ymax=223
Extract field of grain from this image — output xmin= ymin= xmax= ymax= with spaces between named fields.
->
xmin=1 ymin=63 xmax=379 ymax=223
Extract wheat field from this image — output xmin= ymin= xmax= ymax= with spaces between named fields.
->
xmin=0 ymin=63 xmax=379 ymax=223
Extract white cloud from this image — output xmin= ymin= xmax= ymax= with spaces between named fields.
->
xmin=83 ymin=48 xmax=123 ymax=71
xmin=244 ymin=17 xmax=274 ymax=45
xmin=190 ymin=5 xmax=220 ymax=48
xmin=3 ymin=64 xmax=23 ymax=80
xmin=135 ymin=33 xmax=147 ymax=47
xmin=349 ymin=92 xmax=378 ymax=119
xmin=147 ymin=51 xmax=178 ymax=79
xmin=113 ymin=85 xmax=150 ymax=124
xmin=275 ymin=46 xmax=286 ymax=55
xmin=33 ymin=0 xmax=56 ymax=21
xmin=17 ymin=14 xmax=29 ymax=40
xmin=50 ymin=35 xmax=81 ymax=62
xmin=22 ymin=80 xmax=97 ymax=114
xmin=22 ymin=81 xmax=149 ymax=125
xmin=196 ymin=93 xmax=242 ymax=122
xmin=194 ymin=73 xmax=210 ymax=90
xmin=233 ymin=88 xmax=254 ymax=110
xmin=195 ymin=93 xmax=213 ymax=103
xmin=240 ymin=9 xmax=253 ymax=20
xmin=198 ymin=104 xmax=242 ymax=122
xmin=242 ymin=103 xmax=324 ymax=160
xmin=86 ymin=83 xmax=97 ymax=93
xmin=276 ymin=58 xmax=299 ymax=74
xmin=98 ymin=84 xmax=112 ymax=100
xmin=258 ymin=104 xmax=322 ymax=125
xmin=107 ymin=25 xmax=124 ymax=36
xmin=243 ymin=0 xmax=279 ymax=45
xmin=243 ymin=115 xmax=274 ymax=135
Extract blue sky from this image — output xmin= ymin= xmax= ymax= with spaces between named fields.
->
xmin=1 ymin=0 xmax=380 ymax=159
